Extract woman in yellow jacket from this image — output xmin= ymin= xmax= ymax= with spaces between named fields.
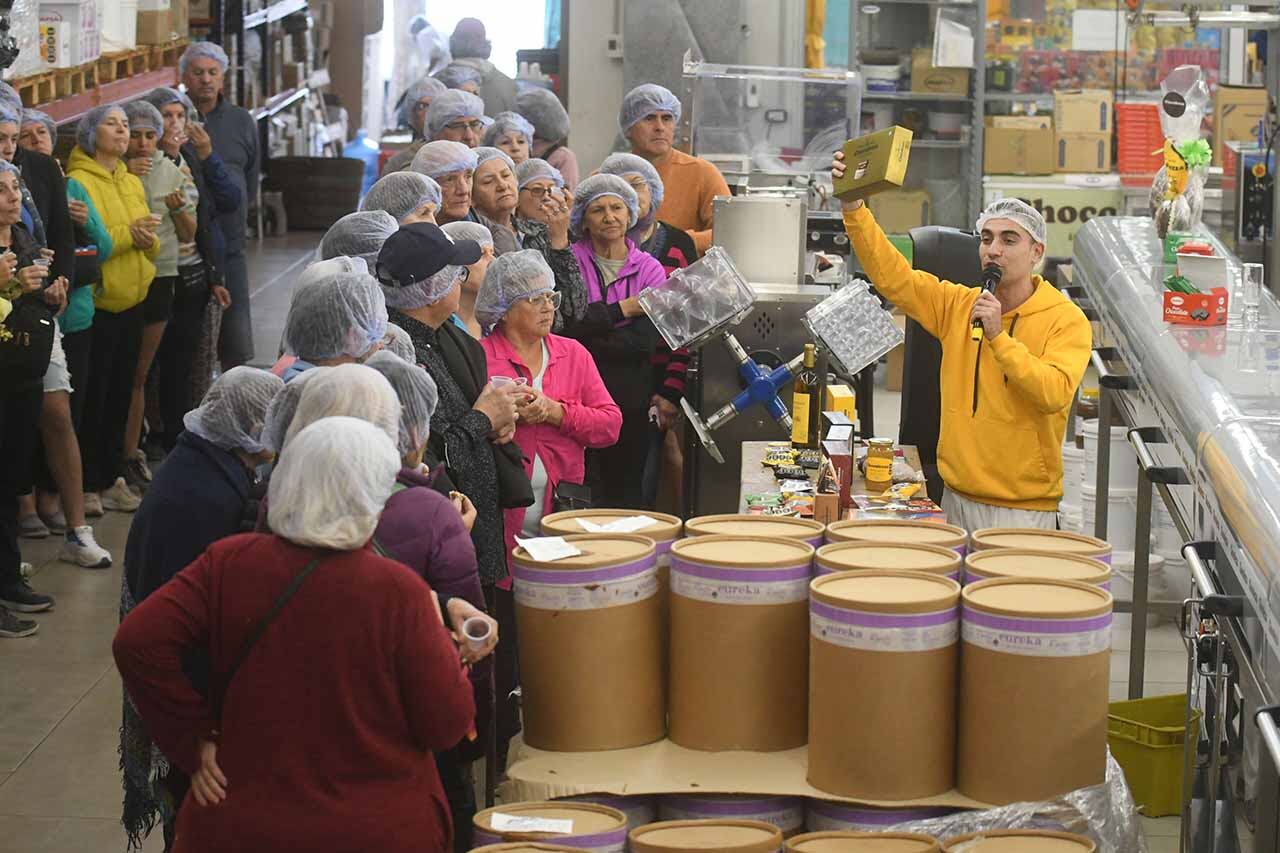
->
xmin=66 ymin=105 xmax=159 ymax=514
xmin=832 ymin=152 xmax=1091 ymax=533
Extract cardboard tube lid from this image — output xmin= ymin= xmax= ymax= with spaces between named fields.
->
xmin=964 ymin=549 xmax=1111 ymax=585
xmin=475 ymin=802 xmax=627 ymax=837
xmin=630 ymin=820 xmax=784 ymax=853
xmin=472 ymin=845 xmax=584 ymax=853
xmin=512 ymin=534 xmax=655 ymax=570
xmin=817 ymin=542 xmax=961 ymax=576
xmin=787 ymin=831 xmax=942 ymax=853
xmin=541 ymin=509 xmax=683 ymax=542
xmin=826 ymin=520 xmax=966 ymax=548
xmin=969 ymin=528 xmax=1109 ymax=556
xmin=812 ymin=570 xmax=960 ymax=614
xmin=671 ymin=534 xmax=815 ymax=568
xmin=942 ymin=829 xmax=1096 ymax=852
xmin=686 ymin=514 xmax=826 ymax=540
xmin=962 ymin=576 xmax=1113 ymax=619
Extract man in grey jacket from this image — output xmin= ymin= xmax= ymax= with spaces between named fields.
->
xmin=449 ymin=18 xmax=518 ymax=116
xmin=180 ymin=42 xmax=259 ymax=369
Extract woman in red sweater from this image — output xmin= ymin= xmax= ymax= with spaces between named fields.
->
xmin=113 ymin=416 xmax=475 ymax=853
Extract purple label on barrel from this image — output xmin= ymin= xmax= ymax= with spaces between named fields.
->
xmin=513 ymin=556 xmax=655 ymax=586
xmin=671 ymin=556 xmax=812 ymax=605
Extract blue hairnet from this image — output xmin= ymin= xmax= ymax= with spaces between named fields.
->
xmin=515 ymin=158 xmax=565 ymax=191
xmin=398 ymin=76 xmax=448 ymax=129
xmin=599 ymin=152 xmax=665 ymax=217
xmin=426 ymin=89 xmax=485 ymax=138
xmin=515 ymin=88 xmax=570 ymax=143
xmin=361 ymin=172 xmax=442 ymax=223
xmin=319 ymin=211 xmax=399 ymax=269
xmin=0 ymin=82 xmax=19 ymax=117
xmin=76 ymin=105 xmax=127 ymax=155
xmin=410 ymin=139 xmax=478 ymax=179
xmin=436 ymin=64 xmax=483 ymax=91
xmin=619 ymin=83 xmax=683 ymax=133
xmin=141 ymin=85 xmax=193 ymax=120
xmin=483 ymin=111 xmax=534 ymax=148
xmin=365 ymin=350 xmax=440 ymax=456
xmin=441 ymin=220 xmax=494 ymax=249
xmin=570 ymin=173 xmax=639 ymax=238
xmin=475 ymin=146 xmax=515 ymax=172
xmin=183 ymin=366 xmax=284 ymax=454
xmin=20 ymin=109 xmax=55 ymax=141
xmin=124 ymin=100 xmax=163 ymax=134
xmin=179 ymin=41 xmax=229 ymax=75
xmin=0 ymin=160 xmax=20 ymax=179
xmin=284 ymin=271 xmax=388 ymax=361
xmin=0 ymin=105 xmax=19 ymax=128
xmin=475 ymin=249 xmax=555 ymax=330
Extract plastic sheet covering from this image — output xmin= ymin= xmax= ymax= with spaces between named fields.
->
xmin=804 ymin=279 xmax=904 ymax=375
xmin=639 ymin=246 xmax=756 ymax=350
xmin=2 ymin=0 xmax=41 ymax=80
xmin=888 ymin=752 xmax=1146 ymax=853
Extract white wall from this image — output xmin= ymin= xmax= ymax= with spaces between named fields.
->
xmin=567 ymin=0 xmax=626 ymax=175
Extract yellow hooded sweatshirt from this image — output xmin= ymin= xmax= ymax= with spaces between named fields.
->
xmin=65 ymin=146 xmax=157 ymax=314
xmin=843 ymin=206 xmax=1092 ymax=512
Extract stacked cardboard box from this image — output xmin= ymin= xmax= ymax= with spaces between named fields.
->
xmin=1053 ymin=89 xmax=1113 ymax=173
xmin=137 ymin=0 xmax=175 ymax=44
xmin=1213 ymin=86 xmax=1268 ymax=167
xmin=984 ymin=114 xmax=1055 ymax=175
xmin=38 ymin=0 xmax=100 ymax=69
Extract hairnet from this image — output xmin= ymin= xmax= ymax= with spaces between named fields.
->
xmin=141 ymin=86 xmax=190 ymax=119
xmin=398 ymin=76 xmax=448 ymax=129
xmin=0 ymin=81 xmax=20 ymax=116
xmin=619 ymin=83 xmax=683 ymax=133
xmin=180 ymin=41 xmax=230 ymax=75
xmin=449 ymin=18 xmax=490 ymax=60
xmin=0 ymin=105 xmax=19 ymax=129
xmin=436 ymin=63 xmax=483 ymax=90
xmin=361 ymin=172 xmax=442 ymax=223
xmin=0 ymin=160 xmax=19 ymax=180
xmin=267 ymin=417 xmax=402 ymax=550
xmin=284 ymin=272 xmax=388 ymax=361
xmin=20 ymin=109 xmax=55 ymax=140
xmin=570 ymin=173 xmax=639 ymax=238
xmin=515 ymin=158 xmax=565 ymax=191
xmin=380 ymin=265 xmax=464 ymax=310
xmin=283 ymin=363 xmax=401 ymax=450
xmin=182 ymin=366 xmax=283 ymax=454
xmin=124 ymin=100 xmax=163 ymax=134
xmin=260 ymin=366 xmax=326 ymax=452
xmin=474 ymin=145 xmax=515 ymax=172
xmin=599 ymin=152 xmax=665 ymax=216
xmin=515 ymin=88 xmax=570 ymax=143
xmin=319 ymin=210 xmax=399 ymax=269
xmin=441 ymin=220 xmax=494 ymax=249
xmin=296 ymin=256 xmax=368 ymax=289
xmin=976 ymin=198 xmax=1047 ymax=245
xmin=365 ymin=351 xmax=440 ymax=457
xmin=76 ymin=105 xmax=127 ymax=155
xmin=483 ymin=111 xmax=535 ymax=148
xmin=410 ymin=139 xmax=478 ymax=179
xmin=382 ymin=322 xmax=416 ymax=363
xmin=475 ymin=249 xmax=555 ymax=329
xmin=426 ymin=89 xmax=485 ymax=138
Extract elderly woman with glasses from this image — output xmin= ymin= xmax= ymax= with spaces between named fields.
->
xmin=427 ymin=90 xmax=486 ymax=149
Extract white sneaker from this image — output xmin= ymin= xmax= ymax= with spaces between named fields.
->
xmin=60 ymin=526 xmax=112 ymax=569
xmin=84 ymin=492 xmax=104 ymax=518
xmin=101 ymin=478 xmax=141 ymax=512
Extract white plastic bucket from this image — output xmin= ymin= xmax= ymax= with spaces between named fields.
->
xmin=864 ymin=64 xmax=902 ymax=92
xmin=1082 ymin=420 xmax=1139 ymax=492
xmin=866 ymin=103 xmax=895 ymax=131
xmin=1062 ymin=443 xmax=1086 ymax=508
xmin=101 ymin=0 xmax=138 ymax=52
xmin=1058 ymin=502 xmax=1083 ymax=534
xmin=1110 ymin=553 xmax=1166 ymax=628
xmin=1080 ymin=483 xmax=1138 ymax=553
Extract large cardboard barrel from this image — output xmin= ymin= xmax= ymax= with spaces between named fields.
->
xmin=668 ymin=535 xmax=814 ymax=751
xmin=558 ymin=795 xmax=656 ymax=832
xmin=804 ymin=801 xmax=957 ymax=833
xmin=541 ymin=510 xmax=683 ymax=568
xmin=815 ymin=541 xmax=962 ymax=583
xmin=808 ymin=571 xmax=961 ymax=799
xmin=825 ymin=519 xmax=967 ymax=557
xmin=474 ymin=803 xmax=629 ymax=853
xmin=512 ymin=534 xmax=664 ymax=751
xmin=963 ymin=548 xmax=1111 ymax=590
xmin=659 ymin=795 xmax=805 ymax=837
xmin=958 ymin=578 xmax=1113 ymax=804
xmin=787 ymin=831 xmax=942 ymax=852
xmin=969 ymin=528 xmax=1112 ymax=564
xmin=630 ymin=820 xmax=783 ymax=853
xmin=941 ymin=830 xmax=1096 ymax=852
xmin=685 ymin=514 xmax=826 ymax=549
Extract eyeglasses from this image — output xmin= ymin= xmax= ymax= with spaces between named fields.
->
xmin=522 ymin=185 xmax=557 ymax=199
xmin=521 ymin=291 xmax=562 ymax=310
xmin=444 ymin=119 xmax=484 ymax=133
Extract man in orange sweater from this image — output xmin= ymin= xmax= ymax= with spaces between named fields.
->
xmin=621 ymin=84 xmax=729 ymax=254
xmin=833 ymin=152 xmax=1091 ymax=533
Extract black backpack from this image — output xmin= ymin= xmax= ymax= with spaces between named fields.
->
xmin=0 ymin=291 xmax=55 ymax=389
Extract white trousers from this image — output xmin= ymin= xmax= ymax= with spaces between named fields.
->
xmin=942 ymin=488 xmax=1057 ymax=532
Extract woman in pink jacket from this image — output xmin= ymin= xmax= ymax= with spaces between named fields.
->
xmin=477 ymin=250 xmax=621 ymax=553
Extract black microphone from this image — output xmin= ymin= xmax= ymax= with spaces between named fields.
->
xmin=971 ymin=264 xmax=1004 ymax=341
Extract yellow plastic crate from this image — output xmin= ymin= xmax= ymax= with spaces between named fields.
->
xmin=1107 ymin=693 xmax=1201 ymax=817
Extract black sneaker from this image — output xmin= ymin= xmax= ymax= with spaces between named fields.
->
xmin=0 ymin=605 xmax=38 ymax=637
xmin=0 ymin=579 xmax=55 ymax=613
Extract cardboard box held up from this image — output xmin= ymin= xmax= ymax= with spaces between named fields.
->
xmin=832 ymin=126 xmax=913 ymax=202
xmin=1213 ymin=86 xmax=1269 ymax=166
xmin=910 ymin=48 xmax=970 ymax=95
xmin=984 ymin=126 xmax=1055 ymax=175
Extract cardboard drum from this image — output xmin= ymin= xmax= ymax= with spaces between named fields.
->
xmin=804 ymin=802 xmax=956 ymax=833
xmin=941 ymin=829 xmax=1096 ymax=852
xmin=963 ymin=549 xmax=1111 ymax=589
xmin=968 ymin=528 xmax=1112 ymax=564
xmin=473 ymin=846 xmax=583 ymax=853
xmin=668 ymin=535 xmax=815 ymax=751
xmin=512 ymin=534 xmax=664 ymax=751
xmin=474 ymin=803 xmax=629 ymax=853
xmin=685 ymin=514 xmax=826 ymax=549
xmin=630 ymin=820 xmax=783 ymax=853
xmin=787 ymin=831 xmax=942 ymax=852
xmin=958 ymin=578 xmax=1113 ymax=804
xmin=815 ymin=542 xmax=962 ymax=582
xmin=659 ymin=795 xmax=805 ymax=837
xmin=825 ymin=519 xmax=967 ymax=557
xmin=541 ymin=510 xmax=683 ymax=568
xmin=558 ymin=795 xmax=656 ymax=831
xmin=808 ymin=571 xmax=961 ymax=799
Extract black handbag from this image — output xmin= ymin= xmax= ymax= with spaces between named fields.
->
xmin=552 ymin=481 xmax=592 ymax=512
xmin=493 ymin=442 xmax=535 ymax=509
xmin=72 ymin=245 xmax=100 ymax=290
xmin=0 ymin=292 xmax=55 ymax=388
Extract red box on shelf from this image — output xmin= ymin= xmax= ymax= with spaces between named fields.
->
xmin=1117 ymin=102 xmax=1165 ymax=184
xmin=1163 ymin=288 xmax=1228 ymax=326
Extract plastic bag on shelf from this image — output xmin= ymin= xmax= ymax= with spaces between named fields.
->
xmin=1149 ymin=65 xmax=1213 ymax=238
xmin=639 ymin=246 xmax=756 ymax=351
xmin=804 ymin=279 xmax=904 ymax=376
xmin=1 ymin=0 xmax=41 ymax=80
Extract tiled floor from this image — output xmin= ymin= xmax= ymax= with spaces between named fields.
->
xmin=0 ymin=256 xmax=1186 ymax=851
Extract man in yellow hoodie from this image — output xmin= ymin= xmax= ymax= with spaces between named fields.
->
xmin=832 ymin=152 xmax=1091 ymax=532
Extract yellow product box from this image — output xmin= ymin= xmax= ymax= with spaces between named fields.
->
xmin=832 ymin=126 xmax=914 ymax=202
xmin=824 ymin=385 xmax=857 ymax=422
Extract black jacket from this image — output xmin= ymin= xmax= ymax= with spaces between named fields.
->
xmin=176 ymin=146 xmax=242 ymax=284
xmin=13 ymin=147 xmax=73 ymax=285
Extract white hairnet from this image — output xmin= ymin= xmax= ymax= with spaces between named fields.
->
xmin=142 ymin=86 xmax=186 ymax=113
xmin=283 ymin=363 xmax=401 ymax=451
xmin=361 ymin=172 xmax=442 ymax=223
xmin=599 ymin=152 xmax=665 ymax=216
xmin=976 ymin=198 xmax=1047 ymax=245
xmin=284 ymin=272 xmax=388 ymax=361
xmin=436 ymin=63 xmax=483 ymax=90
xmin=21 ymin=109 xmax=55 ymax=140
xmin=260 ymin=367 xmax=326 ymax=453
xmin=380 ymin=265 xmax=464 ymax=310
xmin=267 ymin=417 xmax=402 ymax=550
xmin=515 ymin=158 xmax=565 ymax=191
xmin=124 ymin=99 xmax=163 ymax=134
xmin=570 ymin=173 xmax=639 ymax=238
xmin=475 ymin=146 xmax=515 ymax=172
xmin=483 ymin=111 xmax=534 ymax=148
xmin=426 ymin=89 xmax=485 ymax=138
xmin=410 ymin=140 xmax=478 ymax=179
xmin=441 ymin=220 xmax=494 ymax=248
xmin=619 ymin=83 xmax=683 ymax=133
xmin=516 ymin=88 xmax=570 ymax=144
xmin=475 ymin=249 xmax=554 ymax=330
xmin=296 ymin=256 xmax=368 ymax=289
xmin=182 ymin=366 xmax=283 ymax=454
xmin=382 ymin=322 xmax=416 ymax=363
xmin=398 ymin=76 xmax=448 ymax=129
xmin=180 ymin=41 xmax=230 ymax=75
xmin=365 ymin=351 xmax=439 ymax=457
xmin=0 ymin=81 xmax=20 ymax=116
xmin=76 ymin=105 xmax=127 ymax=155
xmin=319 ymin=210 xmax=399 ymax=269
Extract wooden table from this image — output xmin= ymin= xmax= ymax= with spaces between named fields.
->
xmin=738 ymin=440 xmax=923 ymax=512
